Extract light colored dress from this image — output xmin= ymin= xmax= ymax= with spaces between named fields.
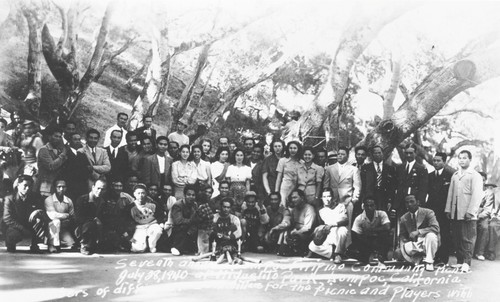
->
xmin=171 ymin=160 xmax=197 ymax=200
xmin=226 ymin=164 xmax=252 ymax=213
xmin=276 ymin=157 xmax=303 ymax=206
xmin=297 ymin=162 xmax=325 ymax=206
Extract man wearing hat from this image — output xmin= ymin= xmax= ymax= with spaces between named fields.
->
xmin=397 ymin=195 xmax=440 ymax=272
xmin=327 ymin=150 xmax=338 ymax=166
xmin=474 ymin=173 xmax=496 ymax=261
xmin=168 ymin=118 xmax=189 ymax=148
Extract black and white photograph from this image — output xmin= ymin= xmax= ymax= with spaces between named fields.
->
xmin=0 ymin=0 xmax=499 ymax=301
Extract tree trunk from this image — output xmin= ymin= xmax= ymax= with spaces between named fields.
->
xmin=382 ymin=56 xmax=401 ymax=119
xmin=292 ymin=2 xmax=419 ymax=148
xmin=22 ymin=7 xmax=43 ymax=117
xmin=358 ymin=45 xmax=500 ymax=158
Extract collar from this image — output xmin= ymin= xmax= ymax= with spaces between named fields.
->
xmin=361 ymin=210 xmax=380 ymax=221
xmin=436 ymin=168 xmax=443 ymax=175
xmin=50 ymin=193 xmax=70 ymax=204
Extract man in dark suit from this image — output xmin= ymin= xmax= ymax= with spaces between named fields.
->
xmin=398 ymin=195 xmax=440 ymax=271
xmin=74 ymin=179 xmax=106 ymax=255
xmin=106 ymin=129 xmax=129 ymax=183
xmin=136 ymin=115 xmax=157 ymax=149
xmin=360 ymin=145 xmax=397 ymax=213
xmin=62 ymin=132 xmax=92 ymax=202
xmin=425 ymin=152 xmax=455 ymax=265
xmin=141 ymin=136 xmax=173 ymax=188
xmin=395 ymin=144 xmax=428 ymax=213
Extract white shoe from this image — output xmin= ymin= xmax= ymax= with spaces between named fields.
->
xmin=150 ymin=247 xmax=157 ymax=253
xmin=425 ymin=263 xmax=434 ymax=272
xmin=377 ymin=261 xmax=387 ymax=270
xmin=171 ymin=248 xmax=181 ymax=256
xmin=477 ymin=255 xmax=485 ymax=261
xmin=461 ymin=263 xmax=471 ymax=273
xmin=451 ymin=263 xmax=462 ymax=269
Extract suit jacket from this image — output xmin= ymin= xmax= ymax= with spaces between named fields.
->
xmin=37 ymin=143 xmax=67 ymax=195
xmin=141 ymin=153 xmax=173 ymax=186
xmin=425 ymin=167 xmax=455 ymax=215
xmin=3 ymin=192 xmax=44 ymax=230
xmin=323 ymin=163 xmax=360 ymax=204
xmin=395 ymin=161 xmax=428 ymax=210
xmin=74 ymin=193 xmax=105 ymax=226
xmin=445 ymin=169 xmax=483 ymax=220
xmin=61 ymin=148 xmax=92 ymax=201
xmin=360 ymin=162 xmax=397 ymax=206
xmin=79 ymin=145 xmax=111 ymax=181
xmin=399 ymin=207 xmax=440 ymax=244
xmin=106 ymin=146 xmax=129 ymax=183
xmin=136 ymin=126 xmax=157 ymax=147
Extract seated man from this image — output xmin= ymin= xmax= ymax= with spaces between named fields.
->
xmin=349 ymin=198 xmax=391 ymax=268
xmin=262 ymin=192 xmax=290 ymax=252
xmin=129 ymin=184 xmax=162 ymax=253
xmin=211 ymin=181 xmax=230 ymax=213
xmin=397 ymin=195 xmax=440 ymax=271
xmin=3 ymin=175 xmax=47 ymax=253
xmin=45 ymin=179 xmax=76 ymax=253
xmin=277 ymin=189 xmax=316 ymax=256
xmin=474 ymin=180 xmax=496 ymax=261
xmin=74 ymin=179 xmax=107 ymax=255
xmin=211 ymin=197 xmax=242 ymax=258
xmin=240 ymin=191 xmax=269 ymax=252
xmin=170 ymin=184 xmax=198 ymax=256
xmin=308 ymin=188 xmax=348 ymax=263
xmin=195 ymin=186 xmax=214 ymax=254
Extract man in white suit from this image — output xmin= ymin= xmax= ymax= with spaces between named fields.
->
xmin=80 ymin=128 xmax=111 ymax=190
xmin=445 ymin=150 xmax=483 ymax=273
xmin=323 ymin=146 xmax=360 ymax=229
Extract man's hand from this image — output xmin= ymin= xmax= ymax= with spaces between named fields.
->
xmin=464 ymin=213 xmax=473 ymax=221
xmin=409 ymin=231 xmax=419 ymax=241
xmin=445 ymin=212 xmax=451 ymax=220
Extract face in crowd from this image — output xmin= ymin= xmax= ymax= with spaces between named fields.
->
xmin=92 ymin=180 xmax=106 ymax=198
xmin=234 ymin=150 xmax=245 ymax=165
xmin=405 ymin=195 xmax=419 ymax=213
xmin=87 ymin=132 xmax=100 ymax=149
xmin=162 ymin=184 xmax=173 ymax=198
xmin=127 ymin=134 xmax=138 ymax=151
xmin=202 ymin=141 xmax=211 ymax=155
xmin=55 ymin=180 xmax=67 ymax=198
xmin=219 ymin=182 xmax=230 ymax=197
xmin=337 ymin=149 xmax=348 ymax=165
xmin=432 ymin=155 xmax=445 ymax=171
xmin=322 ymin=190 xmax=332 ymax=207
xmin=303 ymin=149 xmax=314 ymax=164
xmin=168 ymin=142 xmax=179 ymax=157
xmin=372 ymin=147 xmax=384 ymax=163
xmin=269 ymin=193 xmax=281 ymax=211
xmin=405 ymin=147 xmax=416 ymax=163
xmin=110 ymin=130 xmax=122 ymax=148
xmin=117 ymin=114 xmax=128 ymax=128
xmin=458 ymin=152 xmax=471 ymax=170
xmin=316 ymin=151 xmax=327 ymax=166
xmin=180 ymin=146 xmax=190 ymax=161
xmin=221 ymin=200 xmax=232 ymax=217
xmin=157 ymin=139 xmax=168 ymax=154
xmin=289 ymin=191 xmax=303 ymax=208
xmin=142 ymin=138 xmax=153 ymax=153
xmin=143 ymin=116 xmax=153 ymax=129
xmin=355 ymin=148 xmax=367 ymax=165
xmin=134 ymin=187 xmax=147 ymax=204
xmin=273 ymin=141 xmax=284 ymax=156
xmin=184 ymin=188 xmax=196 ymax=205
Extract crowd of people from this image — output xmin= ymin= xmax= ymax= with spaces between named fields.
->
xmin=1 ymin=111 xmax=498 ymax=273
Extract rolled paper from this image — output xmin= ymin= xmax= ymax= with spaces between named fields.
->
xmin=226 ymin=251 xmax=233 ymax=265
xmin=240 ymin=255 xmax=262 ymax=264
xmin=216 ymin=254 xmax=225 ymax=264
xmin=237 ymin=239 xmax=242 ymax=254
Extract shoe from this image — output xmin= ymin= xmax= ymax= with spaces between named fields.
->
xmin=150 ymin=247 xmax=157 ymax=253
xmin=256 ymin=246 xmax=265 ymax=253
xmin=171 ymin=248 xmax=181 ymax=256
xmin=376 ymin=261 xmax=387 ymax=270
xmin=48 ymin=245 xmax=58 ymax=253
xmin=425 ymin=263 xmax=435 ymax=272
xmin=460 ymin=263 xmax=471 ymax=273
xmin=30 ymin=245 xmax=43 ymax=254
xmin=80 ymin=246 xmax=91 ymax=255
xmin=451 ymin=263 xmax=462 ymax=269
xmin=477 ymin=255 xmax=485 ymax=261
xmin=6 ymin=244 xmax=16 ymax=253
xmin=333 ymin=255 xmax=342 ymax=264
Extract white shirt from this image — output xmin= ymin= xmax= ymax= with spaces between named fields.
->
xmin=374 ymin=161 xmax=383 ymax=172
xmin=109 ymin=146 xmax=118 ymax=158
xmin=406 ymin=160 xmax=416 ymax=173
xmin=157 ymin=154 xmax=165 ymax=174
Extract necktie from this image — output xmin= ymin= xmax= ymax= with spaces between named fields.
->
xmin=406 ymin=163 xmax=411 ymax=175
xmin=376 ymin=163 xmax=382 ymax=187
xmin=92 ymin=148 xmax=96 ymax=162
xmin=412 ymin=213 xmax=417 ymax=231
xmin=113 ymin=148 xmax=116 ymax=159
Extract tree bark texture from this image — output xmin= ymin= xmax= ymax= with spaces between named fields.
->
xmin=22 ymin=7 xmax=43 ymax=116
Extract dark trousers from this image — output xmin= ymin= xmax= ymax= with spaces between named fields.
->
xmin=435 ymin=213 xmax=452 ymax=263
xmin=3 ymin=209 xmax=47 ymax=247
xmin=171 ymin=225 xmax=196 ymax=254
xmin=75 ymin=220 xmax=103 ymax=250
xmin=350 ymin=230 xmax=391 ymax=263
xmin=474 ymin=218 xmax=490 ymax=256
xmin=451 ymin=220 xmax=476 ymax=265
xmin=486 ymin=219 xmax=500 ymax=259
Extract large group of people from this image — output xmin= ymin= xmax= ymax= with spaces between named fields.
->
xmin=1 ymin=111 xmax=498 ymax=274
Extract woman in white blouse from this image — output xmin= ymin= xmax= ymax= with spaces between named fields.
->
xmin=190 ymin=144 xmax=212 ymax=189
xmin=210 ymin=147 xmax=230 ymax=198
xmin=171 ymin=145 xmax=197 ymax=200
xmin=225 ymin=148 xmax=251 ymax=215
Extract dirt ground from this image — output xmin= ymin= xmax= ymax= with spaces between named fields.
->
xmin=1 ymin=240 xmax=499 ymax=302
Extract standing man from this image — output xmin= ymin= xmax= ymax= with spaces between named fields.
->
xmin=360 ymin=146 xmax=397 ymax=213
xmin=80 ymin=129 xmax=111 ymax=189
xmin=136 ymin=115 xmax=157 ymax=149
xmin=62 ymin=132 xmax=91 ymax=202
xmin=105 ymin=130 xmax=129 ymax=183
xmin=168 ymin=118 xmax=189 ymax=147
xmin=3 ymin=175 xmax=47 ymax=253
xmin=395 ymin=144 xmax=428 ymax=213
xmin=74 ymin=179 xmax=107 ymax=255
xmin=218 ymin=137 xmax=229 ymax=149
xmin=37 ymin=127 xmax=68 ymax=197
xmin=141 ymin=136 xmax=173 ymax=188
xmin=103 ymin=112 xmax=128 ymax=148
xmin=323 ymin=146 xmax=360 ymax=228
xmin=353 ymin=146 xmax=368 ymax=170
xmin=425 ymin=152 xmax=455 ymax=266
xmin=445 ymin=150 xmax=483 ymax=273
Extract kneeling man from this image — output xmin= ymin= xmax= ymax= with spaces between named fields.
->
xmin=398 ymin=195 xmax=440 ymax=271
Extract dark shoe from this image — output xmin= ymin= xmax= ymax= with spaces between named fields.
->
xmin=30 ymin=245 xmax=43 ymax=254
xmin=6 ymin=244 xmax=16 ymax=253
xmin=48 ymin=245 xmax=58 ymax=253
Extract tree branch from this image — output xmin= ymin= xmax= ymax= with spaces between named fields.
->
xmin=435 ymin=108 xmax=493 ymax=119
